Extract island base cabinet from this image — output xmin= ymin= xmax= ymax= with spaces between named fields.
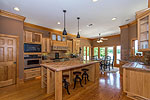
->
xmin=123 ymin=68 xmax=150 ymax=100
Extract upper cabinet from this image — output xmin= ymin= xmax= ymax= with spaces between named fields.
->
xmin=67 ymin=40 xmax=72 ymax=53
xmin=137 ymin=9 xmax=150 ymax=51
xmin=42 ymin=38 xmax=50 ymax=53
xmin=73 ymin=39 xmax=80 ymax=54
xmin=24 ymin=30 xmax=42 ymax=44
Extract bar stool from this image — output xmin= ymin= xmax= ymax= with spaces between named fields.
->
xmin=63 ymin=75 xmax=70 ymax=95
xmin=81 ymin=68 xmax=89 ymax=84
xmin=73 ymin=71 xmax=83 ymax=89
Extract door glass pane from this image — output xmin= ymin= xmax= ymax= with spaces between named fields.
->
xmin=116 ymin=46 xmax=121 ymax=64
xmin=100 ymin=47 xmax=105 ymax=59
xmin=94 ymin=47 xmax=98 ymax=59
xmin=83 ymin=46 xmax=86 ymax=60
xmin=87 ymin=47 xmax=89 ymax=60
xmin=107 ymin=47 xmax=113 ymax=61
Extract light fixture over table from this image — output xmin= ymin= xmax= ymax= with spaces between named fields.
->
xmin=76 ymin=17 xmax=80 ymax=38
xmin=62 ymin=10 xmax=67 ymax=35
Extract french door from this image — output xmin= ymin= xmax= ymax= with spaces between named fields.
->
xmin=83 ymin=46 xmax=91 ymax=60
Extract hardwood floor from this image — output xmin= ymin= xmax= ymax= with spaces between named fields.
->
xmin=0 ymin=71 xmax=131 ymax=100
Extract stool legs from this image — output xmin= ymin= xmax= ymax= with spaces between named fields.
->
xmin=82 ymin=72 xmax=90 ymax=84
xmin=73 ymin=75 xmax=83 ymax=89
xmin=63 ymin=79 xmax=70 ymax=95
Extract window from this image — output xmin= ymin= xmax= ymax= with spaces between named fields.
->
xmin=107 ymin=47 xmax=113 ymax=60
xmin=52 ymin=34 xmax=56 ymax=40
xmin=87 ymin=47 xmax=90 ymax=60
xmin=116 ymin=46 xmax=121 ymax=64
xmin=134 ymin=40 xmax=143 ymax=56
xmin=62 ymin=37 xmax=66 ymax=41
xmin=100 ymin=47 xmax=105 ymax=59
xmin=57 ymin=35 xmax=61 ymax=41
xmin=83 ymin=46 xmax=86 ymax=60
xmin=94 ymin=47 xmax=98 ymax=58
xmin=131 ymin=39 xmax=143 ymax=56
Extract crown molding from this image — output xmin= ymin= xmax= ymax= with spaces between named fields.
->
xmin=24 ymin=22 xmax=90 ymax=40
xmin=0 ymin=9 xmax=26 ymax=21
xmin=136 ymin=8 xmax=150 ymax=19
xmin=90 ymin=34 xmax=120 ymax=40
xmin=119 ymin=20 xmax=137 ymax=29
xmin=119 ymin=25 xmax=129 ymax=29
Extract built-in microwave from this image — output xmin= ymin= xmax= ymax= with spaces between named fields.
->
xmin=24 ymin=43 xmax=41 ymax=53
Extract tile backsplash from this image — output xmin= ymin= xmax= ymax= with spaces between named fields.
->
xmin=143 ymin=51 xmax=150 ymax=65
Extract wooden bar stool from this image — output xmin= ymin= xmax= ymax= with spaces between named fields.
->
xmin=63 ymin=75 xmax=70 ymax=95
xmin=81 ymin=68 xmax=89 ymax=84
xmin=73 ymin=71 xmax=83 ymax=89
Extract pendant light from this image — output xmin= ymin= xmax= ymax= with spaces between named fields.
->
xmin=62 ymin=10 xmax=67 ymax=35
xmin=76 ymin=17 xmax=80 ymax=38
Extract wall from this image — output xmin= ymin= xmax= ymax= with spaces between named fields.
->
xmin=92 ymin=35 xmax=121 ymax=47
xmin=0 ymin=16 xmax=24 ymax=79
xmin=120 ymin=23 xmax=137 ymax=60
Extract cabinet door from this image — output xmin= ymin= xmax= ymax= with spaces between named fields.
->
xmin=32 ymin=33 xmax=42 ymax=43
xmin=42 ymin=38 xmax=50 ymax=53
xmin=25 ymin=31 xmax=32 ymax=43
xmin=76 ymin=40 xmax=80 ymax=54
xmin=73 ymin=39 xmax=76 ymax=54
xmin=67 ymin=40 xmax=72 ymax=53
xmin=138 ymin=14 xmax=150 ymax=50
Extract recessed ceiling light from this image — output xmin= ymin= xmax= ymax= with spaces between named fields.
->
xmin=57 ymin=22 xmax=61 ymax=24
xmin=14 ymin=7 xmax=20 ymax=11
xmin=92 ymin=0 xmax=98 ymax=2
xmin=112 ymin=17 xmax=117 ymax=21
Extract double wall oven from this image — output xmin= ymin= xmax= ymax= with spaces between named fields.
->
xmin=24 ymin=43 xmax=42 ymax=69
xmin=24 ymin=55 xmax=42 ymax=69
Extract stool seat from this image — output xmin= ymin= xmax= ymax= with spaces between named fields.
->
xmin=73 ymin=71 xmax=81 ymax=75
xmin=82 ymin=68 xmax=89 ymax=71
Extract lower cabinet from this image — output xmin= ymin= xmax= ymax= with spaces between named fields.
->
xmin=123 ymin=68 xmax=150 ymax=99
xmin=24 ymin=68 xmax=41 ymax=80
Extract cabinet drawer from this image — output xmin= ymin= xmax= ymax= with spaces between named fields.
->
xmin=24 ymin=68 xmax=41 ymax=73
xmin=24 ymin=71 xmax=41 ymax=79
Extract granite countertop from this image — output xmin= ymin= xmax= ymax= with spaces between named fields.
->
xmin=122 ymin=62 xmax=150 ymax=72
xmin=41 ymin=60 xmax=100 ymax=71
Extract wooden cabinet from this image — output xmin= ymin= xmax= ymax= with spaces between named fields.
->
xmin=67 ymin=40 xmax=72 ymax=53
xmin=24 ymin=30 xmax=42 ymax=44
xmin=24 ymin=68 xmax=41 ymax=80
xmin=73 ymin=39 xmax=80 ymax=54
xmin=42 ymin=38 xmax=50 ymax=53
xmin=123 ymin=68 xmax=150 ymax=99
xmin=137 ymin=9 xmax=150 ymax=51
xmin=51 ymin=41 xmax=68 ymax=50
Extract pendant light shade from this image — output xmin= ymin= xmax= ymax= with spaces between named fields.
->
xmin=76 ymin=17 xmax=80 ymax=38
xmin=63 ymin=10 xmax=67 ymax=35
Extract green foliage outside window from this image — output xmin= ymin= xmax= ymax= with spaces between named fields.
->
xmin=94 ymin=47 xmax=98 ymax=57
xmin=100 ymin=48 xmax=105 ymax=58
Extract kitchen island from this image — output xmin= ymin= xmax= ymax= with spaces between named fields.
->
xmin=122 ymin=62 xmax=150 ymax=100
xmin=41 ymin=60 xmax=100 ymax=100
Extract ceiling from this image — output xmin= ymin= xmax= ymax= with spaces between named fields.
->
xmin=0 ymin=0 xmax=148 ymax=38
